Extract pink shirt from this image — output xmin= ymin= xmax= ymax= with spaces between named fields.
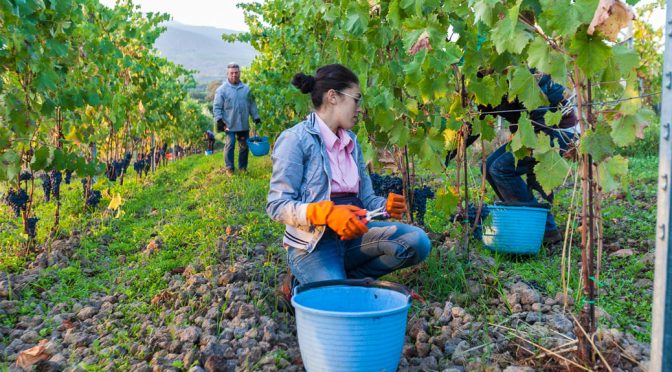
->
xmin=315 ymin=114 xmax=360 ymax=193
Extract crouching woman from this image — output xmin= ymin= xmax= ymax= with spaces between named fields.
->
xmin=266 ymin=63 xmax=431 ymax=287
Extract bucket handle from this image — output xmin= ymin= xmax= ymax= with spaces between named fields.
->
xmin=293 ymin=278 xmax=413 ymax=303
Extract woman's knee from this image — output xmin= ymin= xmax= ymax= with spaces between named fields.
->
xmin=400 ymin=225 xmax=431 ymax=264
xmin=413 ymin=230 xmax=431 ymax=263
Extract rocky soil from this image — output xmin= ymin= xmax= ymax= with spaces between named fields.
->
xmin=0 ymin=233 xmax=651 ymax=371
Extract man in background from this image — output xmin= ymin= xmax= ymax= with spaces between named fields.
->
xmin=213 ymin=62 xmax=261 ymax=175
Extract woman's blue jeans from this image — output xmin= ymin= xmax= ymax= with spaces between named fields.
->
xmin=287 ymin=222 xmax=431 ymax=285
xmin=224 ymin=130 xmax=249 ymax=171
xmin=484 ymin=130 xmax=576 ymax=233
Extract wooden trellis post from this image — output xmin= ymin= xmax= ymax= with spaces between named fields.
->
xmin=651 ymin=2 xmax=672 ymax=371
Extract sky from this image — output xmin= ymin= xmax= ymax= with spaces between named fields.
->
xmin=98 ymin=0 xmax=253 ymax=31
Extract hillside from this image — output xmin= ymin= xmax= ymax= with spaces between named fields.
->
xmin=154 ymin=22 xmax=257 ymax=84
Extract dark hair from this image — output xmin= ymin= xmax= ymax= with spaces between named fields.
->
xmin=291 ymin=64 xmax=359 ymax=108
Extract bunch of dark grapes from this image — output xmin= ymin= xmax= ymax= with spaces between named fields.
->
xmin=122 ymin=153 xmax=132 ymax=173
xmin=106 ymin=162 xmax=117 ymax=182
xmin=412 ymin=186 xmax=435 ymax=224
xmin=86 ymin=189 xmax=102 ymax=208
xmin=64 ymin=170 xmax=73 ymax=184
xmin=26 ymin=217 xmax=39 ymax=239
xmin=19 ymin=171 xmax=33 ymax=181
xmin=50 ymin=170 xmax=62 ymax=200
xmin=370 ymin=173 xmax=403 ymax=196
xmin=133 ymin=159 xmax=151 ymax=177
xmin=3 ymin=188 xmax=29 ymax=217
xmin=467 ymin=204 xmax=490 ymax=240
xmin=40 ymin=173 xmax=51 ymax=202
xmin=133 ymin=159 xmax=144 ymax=176
xmin=142 ymin=159 xmax=151 ymax=176
xmin=113 ymin=161 xmax=124 ymax=179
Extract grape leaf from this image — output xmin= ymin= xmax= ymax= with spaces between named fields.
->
xmin=544 ymin=110 xmax=563 ymax=127
xmin=534 ymin=149 xmax=570 ymax=193
xmin=491 ymin=1 xmax=531 ymax=55
xmin=527 ymin=37 xmax=568 ymax=83
xmin=598 ymin=155 xmax=628 ymax=192
xmin=533 ymin=132 xmax=552 ymax=154
xmin=473 ymin=0 xmax=499 ymax=26
xmin=435 ymin=187 xmax=459 ymax=215
xmin=345 ymin=7 xmax=368 ymax=35
xmin=31 ymin=146 xmax=54 ymax=171
xmin=1 ymin=150 xmax=21 ymax=182
xmin=611 ymin=113 xmax=644 ymax=147
xmin=472 ymin=117 xmax=496 ymax=141
xmin=539 ymin=0 xmax=598 ymax=37
xmin=468 ymin=76 xmax=499 ymax=106
xmin=509 ymin=67 xmax=548 ymax=111
xmin=568 ymin=31 xmax=612 ymax=77
xmin=579 ymin=124 xmax=615 ymax=162
xmin=611 ymin=45 xmax=640 ymax=74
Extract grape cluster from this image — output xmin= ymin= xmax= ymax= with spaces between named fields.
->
xmin=412 ymin=186 xmax=435 ymax=224
xmin=19 ymin=171 xmax=33 ymax=181
xmin=3 ymin=188 xmax=29 ymax=217
xmin=105 ymin=161 xmax=125 ymax=182
xmin=64 ymin=170 xmax=73 ymax=184
xmin=467 ymin=204 xmax=490 ymax=240
xmin=133 ymin=159 xmax=151 ymax=177
xmin=40 ymin=173 xmax=51 ymax=202
xmin=86 ymin=189 xmax=102 ymax=208
xmin=370 ymin=173 xmax=403 ymax=195
xmin=26 ymin=217 xmax=39 ymax=239
xmin=370 ymin=173 xmax=436 ymax=225
xmin=122 ymin=153 xmax=132 ymax=173
xmin=50 ymin=170 xmax=62 ymax=200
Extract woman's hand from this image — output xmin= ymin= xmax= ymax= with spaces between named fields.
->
xmin=386 ymin=193 xmax=407 ymax=219
xmin=307 ymin=201 xmax=369 ymax=240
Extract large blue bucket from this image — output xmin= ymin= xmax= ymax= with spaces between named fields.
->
xmin=291 ymin=279 xmax=411 ymax=372
xmin=481 ymin=202 xmax=549 ymax=255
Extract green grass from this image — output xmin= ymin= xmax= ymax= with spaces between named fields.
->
xmin=0 ymin=151 xmax=659 ymax=359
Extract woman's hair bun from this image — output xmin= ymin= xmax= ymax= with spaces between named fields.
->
xmin=291 ymin=73 xmax=316 ymax=94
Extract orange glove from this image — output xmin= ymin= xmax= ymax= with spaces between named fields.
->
xmin=306 ymin=201 xmax=369 ymax=240
xmin=386 ymin=193 xmax=407 ymax=219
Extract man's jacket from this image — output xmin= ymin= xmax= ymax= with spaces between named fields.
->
xmin=213 ymin=81 xmax=260 ymax=132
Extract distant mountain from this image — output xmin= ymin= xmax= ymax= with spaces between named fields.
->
xmin=154 ymin=22 xmax=257 ymax=84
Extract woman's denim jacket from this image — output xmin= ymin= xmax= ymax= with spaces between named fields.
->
xmin=266 ymin=113 xmax=386 ymax=252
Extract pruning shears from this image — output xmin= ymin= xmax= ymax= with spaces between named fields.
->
xmin=360 ymin=206 xmax=388 ymax=223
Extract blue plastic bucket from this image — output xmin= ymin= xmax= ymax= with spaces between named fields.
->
xmin=481 ymin=203 xmax=549 ymax=255
xmin=291 ymin=279 xmax=411 ymax=372
xmin=247 ymin=136 xmax=270 ymax=156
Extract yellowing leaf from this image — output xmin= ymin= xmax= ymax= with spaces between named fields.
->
xmin=598 ymin=155 xmax=628 ymax=192
xmin=408 ymin=31 xmax=432 ymax=55
xmin=587 ymin=0 xmax=635 ymax=42
xmin=108 ymin=193 xmax=123 ymax=211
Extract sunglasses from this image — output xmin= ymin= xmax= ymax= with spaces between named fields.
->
xmin=336 ymin=90 xmax=363 ymax=107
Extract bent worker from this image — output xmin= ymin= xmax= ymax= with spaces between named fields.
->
xmin=447 ymin=70 xmax=579 ymax=245
xmin=266 ymin=64 xmax=431 ymax=302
